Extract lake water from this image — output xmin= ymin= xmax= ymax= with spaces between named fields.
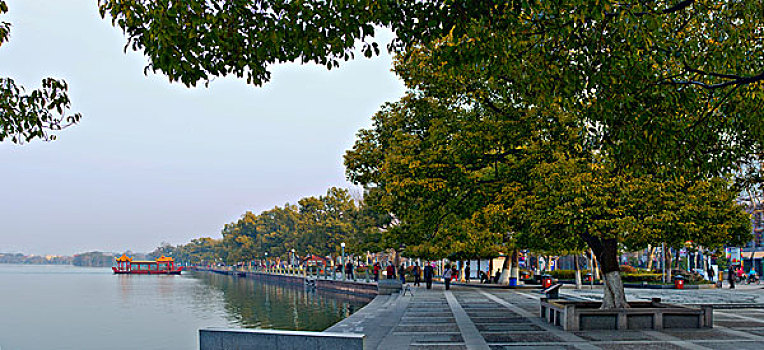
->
xmin=0 ymin=264 xmax=371 ymax=350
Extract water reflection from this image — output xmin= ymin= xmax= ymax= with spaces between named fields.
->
xmin=192 ymin=272 xmax=372 ymax=331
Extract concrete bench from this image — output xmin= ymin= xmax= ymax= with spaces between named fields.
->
xmin=200 ymin=328 xmax=365 ymax=350
xmin=542 ymin=283 xmax=563 ymax=299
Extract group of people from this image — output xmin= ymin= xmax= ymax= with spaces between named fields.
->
xmin=366 ymin=261 xmax=501 ymax=290
xmin=727 ymin=265 xmax=759 ymax=289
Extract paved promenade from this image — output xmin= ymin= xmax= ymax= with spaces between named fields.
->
xmin=328 ymin=284 xmax=764 ymax=349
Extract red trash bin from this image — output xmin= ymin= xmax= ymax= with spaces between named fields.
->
xmin=542 ymin=275 xmax=553 ymax=288
xmin=674 ymin=275 xmax=685 ymax=289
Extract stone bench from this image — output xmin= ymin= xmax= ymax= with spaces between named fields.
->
xmin=200 ymin=328 xmax=365 ymax=350
xmin=540 ymin=298 xmax=713 ymax=331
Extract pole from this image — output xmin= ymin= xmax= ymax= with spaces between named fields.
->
xmin=661 ymin=243 xmax=666 ymax=283
xmin=341 ymin=242 xmax=346 ymax=281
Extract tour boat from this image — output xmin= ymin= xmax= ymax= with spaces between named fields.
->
xmin=112 ymin=254 xmax=183 ymax=275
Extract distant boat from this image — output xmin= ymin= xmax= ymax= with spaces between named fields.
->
xmin=112 ymin=254 xmax=182 ymax=275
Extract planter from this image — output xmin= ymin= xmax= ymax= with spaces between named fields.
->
xmin=540 ymin=298 xmax=712 ymax=331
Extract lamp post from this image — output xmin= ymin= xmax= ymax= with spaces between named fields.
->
xmin=265 ymin=252 xmax=269 ymax=272
xmin=341 ymin=242 xmax=346 ymax=281
xmin=291 ymin=248 xmax=296 ymax=274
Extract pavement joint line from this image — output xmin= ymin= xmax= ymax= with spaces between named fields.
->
xmin=711 ymin=325 xmax=764 ymax=341
xmin=478 ymin=291 xmax=600 ymax=350
xmin=444 ymin=291 xmax=491 ymax=350
xmin=641 ymin=330 xmax=713 ymax=350
xmin=715 ymin=310 xmax=764 ymax=324
xmin=483 ymin=339 xmax=761 ymax=346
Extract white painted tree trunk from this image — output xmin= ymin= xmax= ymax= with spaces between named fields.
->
xmin=601 ymin=271 xmax=629 ymax=309
xmin=574 ymin=255 xmax=582 ymax=289
xmin=498 ymin=256 xmax=511 ymax=285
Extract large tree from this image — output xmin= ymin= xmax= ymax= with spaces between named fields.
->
xmin=0 ymin=0 xmax=80 ymax=143
xmin=102 ymin=1 xmax=764 ymax=307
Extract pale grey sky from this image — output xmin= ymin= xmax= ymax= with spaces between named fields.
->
xmin=0 ymin=0 xmax=405 ymax=255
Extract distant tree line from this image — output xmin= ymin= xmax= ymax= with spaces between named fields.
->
xmin=0 ymin=253 xmax=72 ymax=265
xmin=71 ymin=251 xmax=117 ymax=267
xmin=150 ymin=187 xmax=392 ymax=265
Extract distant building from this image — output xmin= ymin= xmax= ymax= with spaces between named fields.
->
xmin=739 ymin=196 xmax=764 ymax=272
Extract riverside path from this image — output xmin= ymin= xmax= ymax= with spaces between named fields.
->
xmin=327 ymin=284 xmax=764 ymax=350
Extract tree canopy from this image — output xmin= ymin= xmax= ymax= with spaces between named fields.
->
xmin=105 ymin=0 xmax=762 ymax=307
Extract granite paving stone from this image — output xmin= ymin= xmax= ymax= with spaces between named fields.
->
xmin=324 ymin=283 xmax=764 ymax=349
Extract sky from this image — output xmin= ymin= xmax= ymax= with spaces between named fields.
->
xmin=0 ymin=0 xmax=406 ymax=256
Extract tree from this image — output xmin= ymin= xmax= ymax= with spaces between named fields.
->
xmin=103 ymin=1 xmax=764 ymax=308
xmin=0 ymin=0 xmax=80 ymax=143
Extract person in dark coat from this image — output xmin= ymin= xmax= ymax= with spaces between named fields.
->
xmin=728 ymin=264 xmax=736 ymax=289
xmin=424 ymin=263 xmax=434 ymax=289
xmin=444 ymin=264 xmax=452 ymax=290
xmin=413 ymin=263 xmax=421 ymax=286
xmin=465 ymin=262 xmax=471 ymax=284
xmin=345 ymin=261 xmax=354 ymax=280
xmin=398 ymin=264 xmax=406 ymax=284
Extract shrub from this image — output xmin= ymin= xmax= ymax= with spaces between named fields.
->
xmin=549 ymin=269 xmax=575 ymax=279
xmin=621 ymin=273 xmax=662 ymax=282
xmin=620 ymin=265 xmax=638 ymax=273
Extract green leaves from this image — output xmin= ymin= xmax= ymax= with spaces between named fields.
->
xmin=0 ymin=78 xmax=82 ymax=143
xmin=0 ymin=1 xmax=81 ymax=144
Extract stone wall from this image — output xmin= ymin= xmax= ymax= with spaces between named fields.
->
xmin=200 ymin=328 xmax=364 ymax=350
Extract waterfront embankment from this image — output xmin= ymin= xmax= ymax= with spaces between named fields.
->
xmin=193 ymin=266 xmax=379 ymax=297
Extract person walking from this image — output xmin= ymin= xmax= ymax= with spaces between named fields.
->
xmin=706 ymin=265 xmax=715 ymax=282
xmin=386 ymin=263 xmax=395 ymax=280
xmin=465 ymin=262 xmax=471 ymax=284
xmin=373 ymin=262 xmax=380 ymax=282
xmin=413 ymin=262 xmax=421 ymax=287
xmin=345 ymin=261 xmax=354 ymax=280
xmin=728 ymin=264 xmax=736 ymax=289
xmin=451 ymin=266 xmax=458 ymax=285
xmin=424 ymin=263 xmax=434 ymax=289
xmin=444 ymin=264 xmax=452 ymax=290
xmin=399 ymin=264 xmax=406 ymax=284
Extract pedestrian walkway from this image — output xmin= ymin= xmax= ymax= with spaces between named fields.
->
xmin=328 ymin=284 xmax=764 ymax=349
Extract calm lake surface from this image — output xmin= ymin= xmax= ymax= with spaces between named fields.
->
xmin=0 ymin=264 xmax=371 ymax=350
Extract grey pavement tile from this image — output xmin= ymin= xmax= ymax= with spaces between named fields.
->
xmin=476 ymin=323 xmax=543 ymax=332
xmin=736 ymin=327 xmax=764 ymax=336
xmin=698 ymin=340 xmax=764 ymax=350
xmin=462 ymin=304 xmax=503 ymax=309
xmin=482 ymin=332 xmax=563 ymax=343
xmin=406 ymin=312 xmax=452 ymax=318
xmin=662 ymin=329 xmax=742 ymax=340
xmin=573 ymin=331 xmax=655 ymax=341
xmin=409 ymin=345 xmax=468 ymax=350
xmin=596 ymin=343 xmax=685 ymax=350
xmin=409 ymin=334 xmax=465 ymax=343
xmin=400 ymin=316 xmax=456 ymax=323
xmin=394 ymin=324 xmax=460 ymax=333
xmin=489 ymin=345 xmax=575 ymax=350
xmin=470 ymin=316 xmax=531 ymax=323
xmin=714 ymin=320 xmax=764 ymax=328
xmin=466 ymin=311 xmax=523 ymax=318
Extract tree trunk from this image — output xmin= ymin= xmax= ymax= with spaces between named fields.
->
xmin=666 ymin=248 xmax=673 ymax=282
xmin=592 ymin=252 xmax=601 ymax=280
xmin=510 ymin=249 xmax=520 ymax=281
xmin=498 ymin=254 xmax=511 ymax=285
xmin=574 ymin=254 xmax=582 ymax=289
xmin=590 ymin=238 xmax=629 ymax=309
xmin=646 ymin=245 xmax=656 ymax=271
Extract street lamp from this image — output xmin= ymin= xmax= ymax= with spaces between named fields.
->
xmin=341 ymin=242 xmax=346 ymax=280
xmin=291 ymin=248 xmax=296 ymax=266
